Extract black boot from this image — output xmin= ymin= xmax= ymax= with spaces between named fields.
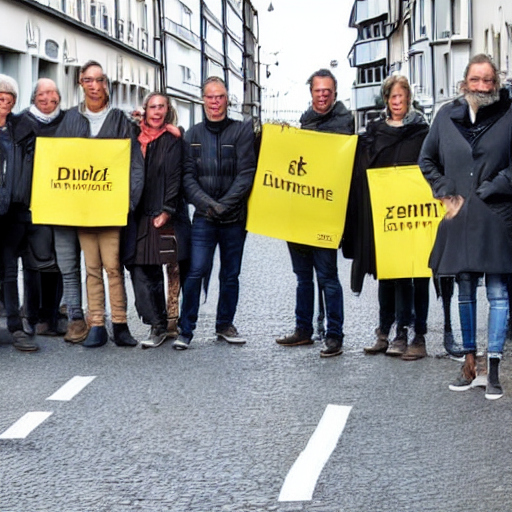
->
xmin=83 ymin=326 xmax=108 ymax=348
xmin=485 ymin=356 xmax=503 ymax=400
xmin=113 ymin=323 xmax=138 ymax=347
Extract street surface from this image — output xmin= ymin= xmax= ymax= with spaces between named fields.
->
xmin=1 ymin=233 xmax=512 ymax=512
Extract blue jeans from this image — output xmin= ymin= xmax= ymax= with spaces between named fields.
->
xmin=178 ymin=216 xmax=247 ymax=339
xmin=287 ymin=243 xmax=344 ymax=339
xmin=457 ymin=272 xmax=509 ymax=358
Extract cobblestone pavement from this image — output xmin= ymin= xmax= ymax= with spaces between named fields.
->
xmin=1 ymin=233 xmax=512 ymax=512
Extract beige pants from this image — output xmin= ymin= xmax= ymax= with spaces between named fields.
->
xmin=78 ymin=227 xmax=127 ymax=326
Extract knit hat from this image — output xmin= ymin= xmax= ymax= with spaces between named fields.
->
xmin=0 ymin=74 xmax=19 ymax=102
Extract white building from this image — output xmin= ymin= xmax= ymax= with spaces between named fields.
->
xmin=0 ymin=0 xmax=160 ymax=111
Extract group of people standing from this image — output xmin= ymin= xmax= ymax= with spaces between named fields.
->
xmin=1 ymin=54 xmax=511 ymax=401
xmin=0 ymin=61 xmax=255 ymax=355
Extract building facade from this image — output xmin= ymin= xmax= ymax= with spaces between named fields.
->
xmin=0 ymin=0 xmax=260 ymax=129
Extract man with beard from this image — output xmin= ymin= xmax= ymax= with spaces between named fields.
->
xmin=276 ymin=69 xmax=354 ymax=358
xmin=419 ymin=54 xmax=512 ymax=400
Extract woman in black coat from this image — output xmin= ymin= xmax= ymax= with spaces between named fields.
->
xmin=129 ymin=92 xmax=189 ymax=347
xmin=344 ymin=75 xmax=430 ymax=360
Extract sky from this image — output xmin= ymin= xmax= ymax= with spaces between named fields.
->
xmin=250 ymin=0 xmax=358 ymax=113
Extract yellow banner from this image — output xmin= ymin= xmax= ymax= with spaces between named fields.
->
xmin=246 ymin=124 xmax=357 ymax=249
xmin=31 ymin=137 xmax=131 ymax=227
xmin=367 ymin=165 xmax=445 ymax=279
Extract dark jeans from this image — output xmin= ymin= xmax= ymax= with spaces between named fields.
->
xmin=457 ymin=272 xmax=508 ymax=357
xmin=23 ymin=268 xmax=63 ymax=327
xmin=287 ymin=243 xmax=344 ymax=340
xmin=1 ymin=211 xmax=37 ymax=332
xmin=178 ymin=217 xmax=247 ymax=339
xmin=378 ymin=277 xmax=429 ymax=335
xmin=130 ymin=265 xmax=167 ymax=329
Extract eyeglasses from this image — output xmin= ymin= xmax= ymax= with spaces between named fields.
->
xmin=467 ymin=77 xmax=495 ymax=85
xmin=81 ymin=77 xmax=106 ymax=85
xmin=203 ymin=94 xmax=226 ymax=102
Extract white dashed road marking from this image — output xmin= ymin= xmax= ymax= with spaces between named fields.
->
xmin=0 ymin=412 xmax=53 ymax=439
xmin=278 ymin=404 xmax=352 ymax=502
xmin=46 ymin=375 xmax=97 ymax=401
xmin=1 ymin=375 xmax=96 ymax=439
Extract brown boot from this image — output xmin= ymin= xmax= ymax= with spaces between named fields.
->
xmin=385 ymin=327 xmax=408 ymax=356
xmin=363 ymin=328 xmax=388 ymax=354
xmin=401 ymin=334 xmax=427 ymax=360
xmin=64 ymin=319 xmax=89 ymax=343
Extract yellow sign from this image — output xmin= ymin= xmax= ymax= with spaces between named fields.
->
xmin=31 ymin=137 xmax=131 ymax=227
xmin=246 ymin=124 xmax=357 ymax=249
xmin=367 ymin=165 xmax=445 ymax=279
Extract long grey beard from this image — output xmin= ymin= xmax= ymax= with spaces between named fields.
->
xmin=466 ymin=90 xmax=500 ymax=109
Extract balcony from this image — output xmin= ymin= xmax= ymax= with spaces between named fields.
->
xmin=353 ymin=83 xmax=382 ymax=110
xmin=351 ymin=38 xmax=387 ymax=66
xmin=353 ymin=0 xmax=388 ymax=24
xmin=164 ymin=18 xmax=200 ymax=49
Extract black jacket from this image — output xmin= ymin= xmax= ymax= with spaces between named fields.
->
xmin=300 ymin=101 xmax=355 ymax=135
xmin=183 ymin=117 xmax=256 ymax=223
xmin=11 ymin=109 xmax=66 ymax=209
xmin=419 ymin=89 xmax=512 ymax=274
xmin=344 ymin=112 xmax=429 ymax=293
xmin=56 ymin=106 xmax=144 ymax=212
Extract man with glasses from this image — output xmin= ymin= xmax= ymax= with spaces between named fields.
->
xmin=173 ymin=76 xmax=256 ymax=350
xmin=419 ymin=54 xmax=512 ymax=400
xmin=55 ymin=60 xmax=144 ymax=348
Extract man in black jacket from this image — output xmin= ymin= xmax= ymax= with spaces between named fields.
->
xmin=276 ymin=69 xmax=354 ymax=358
xmin=173 ymin=77 xmax=256 ymax=350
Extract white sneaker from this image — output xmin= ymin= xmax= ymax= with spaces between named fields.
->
xmin=216 ymin=325 xmax=246 ymax=344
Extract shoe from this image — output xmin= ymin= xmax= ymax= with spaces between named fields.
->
xmin=449 ymin=353 xmax=476 ymax=391
xmin=36 ymin=321 xmax=60 ymax=337
xmin=320 ymin=337 xmax=343 ymax=358
xmin=385 ymin=328 xmax=407 ymax=356
xmin=401 ymin=334 xmax=427 ymax=361
xmin=167 ymin=318 xmax=179 ymax=339
xmin=12 ymin=330 xmax=39 ymax=352
xmin=471 ymin=354 xmax=487 ymax=388
xmin=216 ymin=325 xmax=246 ymax=344
xmin=276 ymin=329 xmax=314 ymax=346
xmin=83 ymin=325 xmax=108 ymax=348
xmin=485 ymin=357 xmax=503 ymax=400
xmin=140 ymin=326 xmax=168 ymax=349
xmin=112 ymin=323 xmax=138 ymax=347
xmin=172 ymin=334 xmax=191 ymax=350
xmin=364 ymin=328 xmax=388 ymax=354
xmin=64 ymin=319 xmax=89 ymax=343
xmin=22 ymin=318 xmax=36 ymax=337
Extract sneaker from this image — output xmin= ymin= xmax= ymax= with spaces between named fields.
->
xmin=172 ymin=334 xmax=191 ymax=350
xmin=216 ymin=325 xmax=246 ymax=344
xmin=401 ymin=334 xmax=427 ymax=361
xmin=276 ymin=329 xmax=314 ymax=346
xmin=12 ymin=330 xmax=39 ymax=352
xmin=385 ymin=328 xmax=408 ymax=357
xmin=449 ymin=353 xmax=476 ymax=391
xmin=363 ymin=328 xmax=388 ymax=354
xmin=320 ymin=337 xmax=343 ymax=358
xmin=485 ymin=357 xmax=504 ymax=400
xmin=141 ymin=327 xmax=168 ymax=349
xmin=64 ymin=319 xmax=89 ymax=343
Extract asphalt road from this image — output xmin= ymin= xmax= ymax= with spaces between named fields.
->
xmin=1 ymin=233 xmax=512 ymax=512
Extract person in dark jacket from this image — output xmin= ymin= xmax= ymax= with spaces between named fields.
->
xmin=276 ymin=69 xmax=354 ymax=358
xmin=55 ymin=60 xmax=144 ymax=348
xmin=128 ymin=92 xmax=186 ymax=348
xmin=345 ymin=75 xmax=430 ymax=360
xmin=419 ymin=54 xmax=512 ymax=400
xmin=0 ymin=74 xmax=40 ymax=352
xmin=173 ymin=76 xmax=256 ymax=350
xmin=14 ymin=79 xmax=66 ymax=338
